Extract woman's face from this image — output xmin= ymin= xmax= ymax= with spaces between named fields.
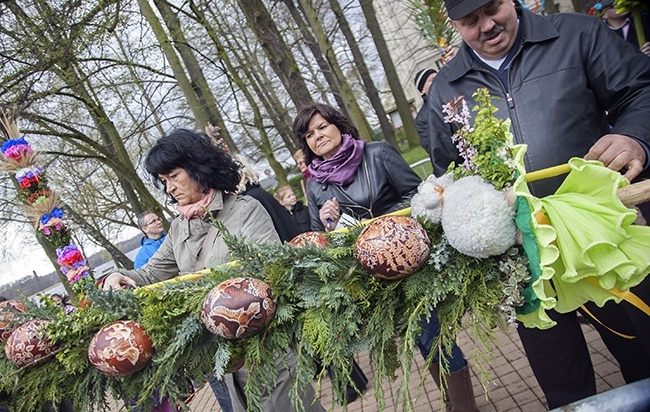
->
xmin=280 ymin=190 xmax=297 ymax=210
xmin=295 ymin=156 xmax=308 ymax=173
xmin=158 ymin=167 xmax=205 ymax=206
xmin=304 ymin=113 xmax=342 ymax=160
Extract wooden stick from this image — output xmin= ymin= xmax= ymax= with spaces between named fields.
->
xmin=618 ymin=179 xmax=650 ymax=207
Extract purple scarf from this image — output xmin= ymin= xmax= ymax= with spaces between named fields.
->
xmin=308 ymin=134 xmax=366 ymax=186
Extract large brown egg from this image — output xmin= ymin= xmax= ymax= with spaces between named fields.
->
xmin=201 ymin=277 xmax=276 ymax=340
xmin=0 ymin=300 xmax=28 ymax=342
xmin=355 ymin=215 xmax=431 ymax=280
xmin=87 ymin=320 xmax=154 ymax=377
xmin=4 ymin=320 xmax=55 ymax=367
xmin=289 ymin=231 xmax=330 ymax=248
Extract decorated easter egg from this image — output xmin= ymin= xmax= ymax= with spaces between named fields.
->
xmin=355 ymin=215 xmax=431 ymax=280
xmin=88 ymin=320 xmax=154 ymax=377
xmin=289 ymin=231 xmax=330 ymax=248
xmin=4 ymin=320 xmax=54 ymax=367
xmin=201 ymin=277 xmax=276 ymax=340
xmin=0 ymin=300 xmax=28 ymax=342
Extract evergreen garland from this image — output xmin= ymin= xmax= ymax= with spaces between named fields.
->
xmin=0 ymin=214 xmax=528 ymax=411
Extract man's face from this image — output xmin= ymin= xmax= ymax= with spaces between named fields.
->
xmin=141 ymin=213 xmax=164 ymax=239
xmin=450 ymin=0 xmax=519 ymax=60
xmin=422 ymin=72 xmax=437 ymax=96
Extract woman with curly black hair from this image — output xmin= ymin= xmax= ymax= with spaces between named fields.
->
xmin=103 ymin=128 xmax=278 ymax=287
xmin=102 ymin=129 xmax=324 ymax=412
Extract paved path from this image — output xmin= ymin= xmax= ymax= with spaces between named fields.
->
xmin=185 ymin=321 xmax=626 ymax=412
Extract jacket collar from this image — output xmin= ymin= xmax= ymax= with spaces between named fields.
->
xmin=447 ymin=9 xmax=559 ymax=82
xmin=207 ymin=190 xmax=225 ymax=214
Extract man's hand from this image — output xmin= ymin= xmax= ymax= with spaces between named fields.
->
xmin=640 ymin=42 xmax=650 ymax=57
xmin=585 ymin=134 xmax=647 ymax=181
xmin=102 ymin=272 xmax=137 ymax=290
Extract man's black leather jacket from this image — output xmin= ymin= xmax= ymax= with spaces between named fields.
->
xmin=425 ymin=9 xmax=650 ymax=197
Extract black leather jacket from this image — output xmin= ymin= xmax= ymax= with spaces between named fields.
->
xmin=425 ymin=9 xmax=650 ymax=197
xmin=307 ymin=141 xmax=422 ymax=231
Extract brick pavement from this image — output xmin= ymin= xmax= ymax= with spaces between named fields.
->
xmin=183 ymin=321 xmax=625 ymax=412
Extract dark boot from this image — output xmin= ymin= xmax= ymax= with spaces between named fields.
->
xmin=429 ymin=363 xmax=478 ymax=412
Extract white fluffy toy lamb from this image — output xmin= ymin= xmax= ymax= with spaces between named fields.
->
xmin=411 ymin=174 xmax=517 ymax=259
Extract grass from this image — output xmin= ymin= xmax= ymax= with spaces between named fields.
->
xmin=400 ymin=145 xmax=433 ymax=180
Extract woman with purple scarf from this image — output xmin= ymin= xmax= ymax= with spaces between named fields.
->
xmin=293 ymin=103 xmax=422 ymax=232
xmin=292 ymin=103 xmax=479 ymax=411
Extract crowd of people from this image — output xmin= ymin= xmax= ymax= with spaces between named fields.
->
xmin=4 ymin=0 xmax=649 ymax=411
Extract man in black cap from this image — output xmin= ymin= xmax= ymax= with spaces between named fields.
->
xmin=424 ymin=0 xmax=650 ymax=408
xmin=414 ymin=68 xmax=438 ymax=153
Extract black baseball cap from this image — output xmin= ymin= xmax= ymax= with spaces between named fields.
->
xmin=445 ymin=0 xmax=493 ymax=20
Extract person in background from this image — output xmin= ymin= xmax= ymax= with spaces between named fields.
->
xmin=414 ymin=68 xmax=438 ymax=154
xmin=426 ymin=0 xmax=650 ymax=408
xmin=274 ymin=185 xmax=310 ymax=234
xmin=50 ymin=293 xmax=76 ymax=315
xmin=600 ymin=0 xmax=650 ymax=57
xmin=232 ymin=154 xmax=301 ymax=243
xmin=293 ymin=102 xmax=477 ymax=411
xmin=293 ymin=149 xmax=310 ymax=202
xmin=133 ymin=211 xmax=167 ymax=269
xmin=102 ymin=129 xmax=324 ymax=412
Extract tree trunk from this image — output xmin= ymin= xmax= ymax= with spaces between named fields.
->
xmin=137 ymin=0 xmax=225 ymax=141
xmin=206 ymin=4 xmax=297 ymax=153
xmin=236 ymin=0 xmax=313 ymax=109
xmin=280 ymin=0 xmax=349 ymax=117
xmin=329 ymin=0 xmax=398 ymax=147
xmin=359 ymin=0 xmax=420 ymax=149
xmin=153 ymin=0 xmax=239 ymax=153
xmin=295 ymin=0 xmax=375 ymax=142
xmin=184 ymin=0 xmax=289 ymax=183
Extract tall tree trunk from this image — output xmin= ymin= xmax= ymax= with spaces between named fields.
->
xmin=137 ymin=0 xmax=238 ymax=152
xmin=359 ymin=0 xmax=420 ymax=149
xmin=280 ymin=0 xmax=349 ymax=117
xmin=153 ymin=0 xmax=239 ymax=152
xmin=57 ymin=63 xmax=163 ymax=218
xmin=8 ymin=0 xmax=162 ymax=219
xmin=185 ymin=0 xmax=288 ymax=183
xmin=236 ymin=0 xmax=313 ymax=109
xmin=295 ymin=0 xmax=375 ymax=142
xmin=206 ymin=3 xmax=297 ymax=153
xmin=329 ymin=0 xmax=397 ymax=147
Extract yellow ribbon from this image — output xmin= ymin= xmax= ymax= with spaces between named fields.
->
xmin=580 ymin=276 xmax=650 ymax=339
xmin=579 ymin=304 xmax=635 ymax=340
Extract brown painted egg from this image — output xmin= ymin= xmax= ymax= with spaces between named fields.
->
xmin=289 ymin=231 xmax=330 ymax=248
xmin=88 ymin=320 xmax=154 ymax=377
xmin=201 ymin=277 xmax=276 ymax=340
xmin=355 ymin=215 xmax=431 ymax=280
xmin=4 ymin=320 xmax=55 ymax=367
xmin=0 ymin=300 xmax=28 ymax=342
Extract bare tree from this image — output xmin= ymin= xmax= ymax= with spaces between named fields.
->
xmin=359 ymin=0 xmax=420 ymax=148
